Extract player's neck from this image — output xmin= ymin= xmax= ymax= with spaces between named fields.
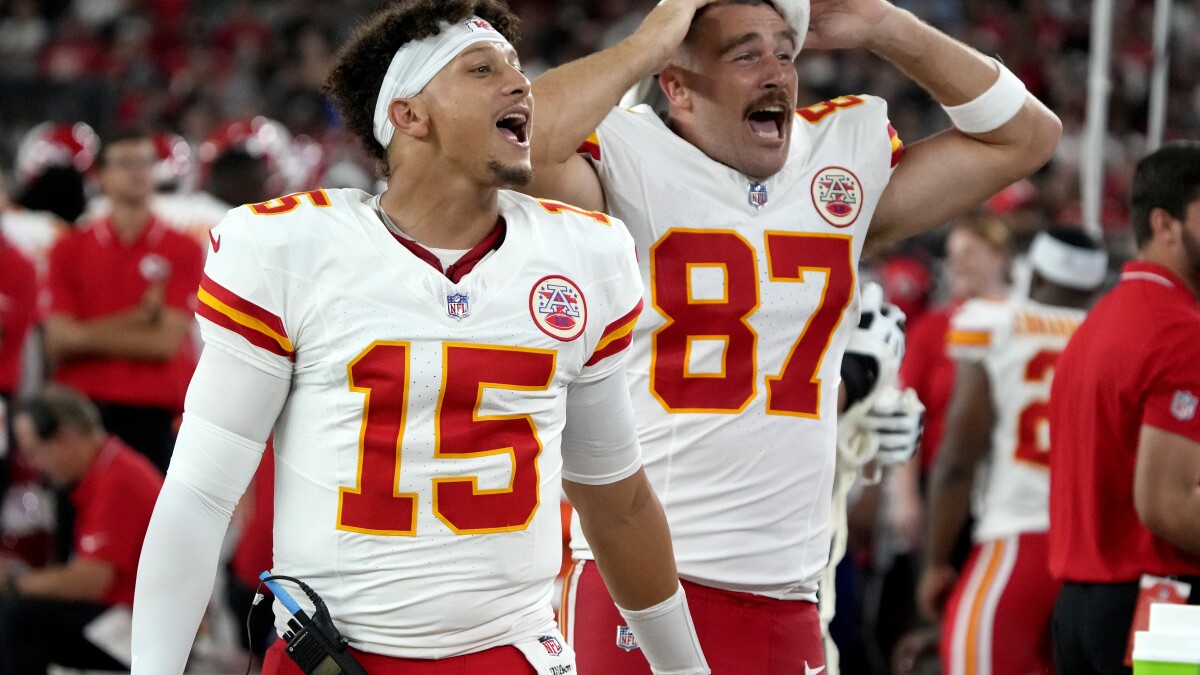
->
xmin=379 ymin=170 xmax=500 ymax=250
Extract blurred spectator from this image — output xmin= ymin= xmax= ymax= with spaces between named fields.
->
xmin=43 ymin=129 xmax=203 ymax=473
xmin=0 ymin=385 xmax=163 ymax=674
xmin=0 ymin=181 xmax=38 ymax=498
xmin=13 ymin=121 xmax=98 ymax=225
xmin=1048 ymin=142 xmax=1200 ymax=674
xmin=0 ymin=0 xmax=49 ymax=77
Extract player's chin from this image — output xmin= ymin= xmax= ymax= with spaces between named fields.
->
xmin=487 ymin=158 xmax=533 ymax=188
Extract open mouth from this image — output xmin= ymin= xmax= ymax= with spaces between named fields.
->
xmin=746 ymin=106 xmax=787 ymax=140
xmin=496 ymin=111 xmax=530 ymax=145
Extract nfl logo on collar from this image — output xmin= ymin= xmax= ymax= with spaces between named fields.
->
xmin=748 ymin=182 xmax=768 ymax=209
xmin=446 ymin=292 xmax=470 ymax=320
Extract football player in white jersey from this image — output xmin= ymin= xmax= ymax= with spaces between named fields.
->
xmin=521 ymin=0 xmax=1061 ymax=671
xmin=130 ymin=2 xmax=709 ymax=674
xmin=918 ymin=227 xmax=1107 ymax=675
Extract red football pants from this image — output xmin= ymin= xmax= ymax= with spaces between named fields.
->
xmin=940 ymin=532 xmax=1060 ymax=675
xmin=561 ymin=559 xmax=825 ymax=674
xmin=264 ymin=639 xmax=536 ymax=674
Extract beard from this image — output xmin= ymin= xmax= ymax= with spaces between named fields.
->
xmin=1182 ymin=221 xmax=1200 ymax=285
xmin=487 ymin=159 xmax=533 ymax=188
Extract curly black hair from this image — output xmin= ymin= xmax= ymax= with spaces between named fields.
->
xmin=324 ymin=0 xmax=520 ymax=177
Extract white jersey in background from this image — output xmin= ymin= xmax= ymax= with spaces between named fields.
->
xmin=946 ymin=297 xmax=1085 ymax=541
xmin=199 ymin=187 xmax=643 ymax=657
xmin=571 ymin=96 xmax=904 ymax=599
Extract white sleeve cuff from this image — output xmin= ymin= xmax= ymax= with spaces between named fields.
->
xmin=561 ymin=365 xmax=643 ymax=485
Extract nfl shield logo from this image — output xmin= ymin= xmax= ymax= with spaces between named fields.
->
xmin=748 ymin=182 xmax=768 ymax=209
xmin=1171 ymin=390 xmax=1198 ymax=421
xmin=538 ymin=635 xmax=563 ymax=656
xmin=446 ymin=292 xmax=470 ymax=320
xmin=616 ymin=625 xmax=639 ymax=651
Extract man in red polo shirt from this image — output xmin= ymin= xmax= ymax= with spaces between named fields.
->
xmin=1048 ymin=141 xmax=1200 ymax=674
xmin=0 ymin=204 xmax=38 ymax=495
xmin=44 ymin=129 xmax=204 ymax=474
xmin=0 ymin=385 xmax=163 ymax=673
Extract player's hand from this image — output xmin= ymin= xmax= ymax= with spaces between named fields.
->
xmin=805 ymin=0 xmax=897 ymax=51
xmin=860 ymin=387 xmax=924 ymax=467
xmin=631 ymin=0 xmax=722 ymax=71
xmin=917 ymin=563 xmax=957 ymax=622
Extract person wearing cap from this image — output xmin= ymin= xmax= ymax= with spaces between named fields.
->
xmin=1048 ymin=142 xmax=1200 ymax=674
xmin=916 ymin=226 xmax=1106 ymax=675
xmin=518 ymin=0 xmax=1060 ymax=671
xmin=130 ymin=1 xmax=708 ymax=673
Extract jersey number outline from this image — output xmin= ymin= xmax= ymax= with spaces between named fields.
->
xmin=337 ymin=341 xmax=556 ymax=536
xmin=248 ymin=189 xmax=332 ymax=216
xmin=1014 ymin=348 xmax=1059 ymax=468
xmin=649 ymin=230 xmax=855 ymax=418
xmin=797 ymin=96 xmax=866 ymax=124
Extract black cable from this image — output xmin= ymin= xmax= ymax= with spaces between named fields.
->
xmin=244 ymin=580 xmax=267 ymax=675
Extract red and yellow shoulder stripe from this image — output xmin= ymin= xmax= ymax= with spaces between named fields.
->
xmin=577 ymin=132 xmax=601 ymax=162
xmin=888 ymin=123 xmax=904 ymax=168
xmin=585 ymin=300 xmax=643 ymax=367
xmin=196 ymin=274 xmax=294 ymax=360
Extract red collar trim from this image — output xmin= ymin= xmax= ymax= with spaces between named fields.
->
xmin=389 ymin=218 xmax=506 ymax=284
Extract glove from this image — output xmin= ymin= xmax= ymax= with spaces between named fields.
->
xmin=858 ymin=386 xmax=925 ymax=467
xmin=841 ymin=282 xmax=907 ymax=414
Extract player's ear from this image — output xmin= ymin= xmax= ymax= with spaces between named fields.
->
xmin=389 ymin=97 xmax=430 ymax=140
xmin=659 ymin=66 xmax=693 ymax=111
xmin=1148 ymin=207 xmax=1181 ymax=245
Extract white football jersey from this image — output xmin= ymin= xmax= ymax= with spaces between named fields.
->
xmin=0 ymin=207 xmax=66 ymax=273
xmin=947 ymin=297 xmax=1086 ymax=541
xmin=571 ymin=97 xmax=903 ymax=599
xmin=197 ymin=188 xmax=643 ymax=658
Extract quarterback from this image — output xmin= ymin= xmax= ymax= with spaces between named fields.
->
xmin=130 ymin=1 xmax=707 ymax=674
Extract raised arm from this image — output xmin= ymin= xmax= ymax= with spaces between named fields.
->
xmin=918 ymin=361 xmax=993 ymax=621
xmin=805 ymin=0 xmax=1061 ymax=250
xmin=526 ymin=0 xmax=715 ymax=210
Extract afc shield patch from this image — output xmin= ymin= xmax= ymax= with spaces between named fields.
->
xmin=811 ymin=166 xmax=863 ymax=228
xmin=616 ymin=625 xmax=639 ymax=651
xmin=1171 ymin=390 xmax=1198 ymax=421
xmin=538 ymin=635 xmax=563 ymax=656
xmin=446 ymin=292 xmax=470 ymax=320
xmin=530 ymin=275 xmax=587 ymax=341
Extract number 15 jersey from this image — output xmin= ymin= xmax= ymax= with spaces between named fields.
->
xmin=571 ymin=97 xmax=903 ymax=599
xmin=196 ymin=188 xmax=644 ymax=658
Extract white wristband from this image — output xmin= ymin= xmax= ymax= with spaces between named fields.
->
xmin=941 ymin=59 xmax=1027 ymax=134
xmin=617 ymin=584 xmax=710 ymax=675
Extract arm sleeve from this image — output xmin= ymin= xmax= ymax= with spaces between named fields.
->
xmin=561 ymin=364 xmax=643 ymax=485
xmin=1142 ymin=327 xmax=1200 ymax=443
xmin=946 ymin=300 xmax=1006 ymax=363
xmin=131 ymin=347 xmax=289 ymax=674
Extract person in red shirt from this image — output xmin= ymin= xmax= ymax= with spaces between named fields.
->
xmin=1048 ymin=141 xmax=1200 ymax=674
xmin=0 ymin=385 xmax=163 ymax=674
xmin=0 ymin=223 xmax=37 ymax=496
xmin=43 ymin=129 xmax=204 ymax=474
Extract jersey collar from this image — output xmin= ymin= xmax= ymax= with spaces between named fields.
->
xmin=1120 ymin=261 xmax=1196 ymax=300
xmin=388 ymin=218 xmax=507 ymax=284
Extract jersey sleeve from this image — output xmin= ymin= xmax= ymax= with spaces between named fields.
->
xmin=578 ymin=216 xmax=644 ymax=382
xmin=194 ymin=208 xmax=294 ymax=378
xmin=947 ymin=300 xmax=1010 ymax=363
xmin=1141 ymin=319 xmax=1200 ymax=443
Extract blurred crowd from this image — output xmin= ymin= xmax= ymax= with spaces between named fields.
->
xmin=0 ymin=0 xmax=1197 ymax=672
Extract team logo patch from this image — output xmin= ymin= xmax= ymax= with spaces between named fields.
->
xmin=538 ymin=635 xmax=563 ymax=656
xmin=530 ymin=275 xmax=587 ymax=341
xmin=811 ymin=166 xmax=863 ymax=228
xmin=616 ymin=625 xmax=639 ymax=651
xmin=748 ymin=181 xmax=768 ymax=209
xmin=139 ymin=253 xmax=172 ymax=282
xmin=446 ymin=292 xmax=470 ymax=320
xmin=1171 ymin=390 xmax=1198 ymax=421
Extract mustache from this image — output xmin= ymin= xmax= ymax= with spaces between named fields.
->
xmin=743 ymin=91 xmax=795 ymax=118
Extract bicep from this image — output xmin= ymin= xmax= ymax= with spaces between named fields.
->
xmin=1134 ymin=425 xmax=1200 ymax=525
xmin=870 ymin=100 xmax=1057 ymax=248
xmin=184 ymin=345 xmax=288 ymax=441
xmin=561 ymin=366 xmax=642 ymax=486
xmin=526 ymin=153 xmax=607 ymax=214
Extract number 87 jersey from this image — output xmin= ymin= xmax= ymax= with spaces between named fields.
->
xmin=571 ymin=96 xmax=904 ymax=600
xmin=196 ymin=188 xmax=644 ymax=658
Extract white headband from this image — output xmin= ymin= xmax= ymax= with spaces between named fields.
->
xmin=372 ymin=16 xmax=510 ymax=149
xmin=772 ymin=0 xmax=810 ymax=58
xmin=1029 ymin=231 xmax=1108 ymax=290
